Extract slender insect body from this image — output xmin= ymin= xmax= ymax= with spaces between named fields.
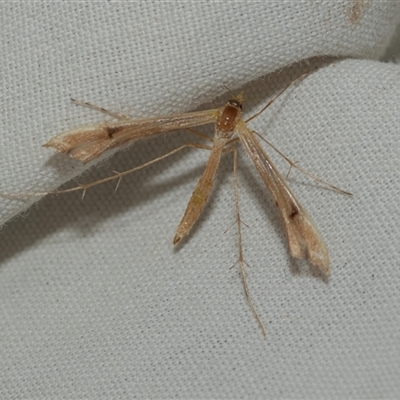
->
xmin=1 ymin=72 xmax=351 ymax=336
xmin=173 ymin=97 xmax=243 ymax=244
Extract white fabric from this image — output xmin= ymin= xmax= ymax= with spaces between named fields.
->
xmin=1 ymin=2 xmax=400 ymax=398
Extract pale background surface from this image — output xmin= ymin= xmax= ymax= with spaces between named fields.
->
xmin=1 ymin=2 xmax=400 ymax=399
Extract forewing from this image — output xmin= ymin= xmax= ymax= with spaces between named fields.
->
xmin=236 ymin=120 xmax=329 ymax=274
xmin=44 ymin=108 xmax=219 ymax=163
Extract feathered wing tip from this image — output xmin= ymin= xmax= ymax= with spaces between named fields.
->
xmin=43 ymin=124 xmax=112 ymax=163
xmin=236 ymin=120 xmax=330 ymax=275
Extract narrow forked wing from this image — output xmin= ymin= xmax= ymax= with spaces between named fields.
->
xmin=45 ymin=108 xmax=220 ymax=163
xmin=236 ymin=120 xmax=329 ymax=274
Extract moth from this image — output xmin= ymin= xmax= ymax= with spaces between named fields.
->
xmin=3 ymin=74 xmax=350 ymax=336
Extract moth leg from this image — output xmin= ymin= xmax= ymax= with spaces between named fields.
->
xmin=245 ymin=69 xmax=315 ymax=124
xmin=0 ymin=142 xmax=213 ymax=200
xmin=253 ymin=130 xmax=351 ymax=196
xmin=231 ymin=147 xmax=266 ymax=338
xmin=70 ymin=98 xmax=130 ymax=120
xmin=184 ymin=127 xmax=214 ymax=143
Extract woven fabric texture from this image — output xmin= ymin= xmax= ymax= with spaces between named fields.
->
xmin=1 ymin=2 xmax=400 ymax=399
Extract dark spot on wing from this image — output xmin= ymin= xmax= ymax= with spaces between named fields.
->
xmin=289 ymin=206 xmax=299 ymax=220
xmin=106 ymin=126 xmax=125 ymax=138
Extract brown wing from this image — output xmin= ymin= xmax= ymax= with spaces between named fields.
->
xmin=44 ymin=108 xmax=219 ymax=164
xmin=236 ymin=120 xmax=329 ymax=274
